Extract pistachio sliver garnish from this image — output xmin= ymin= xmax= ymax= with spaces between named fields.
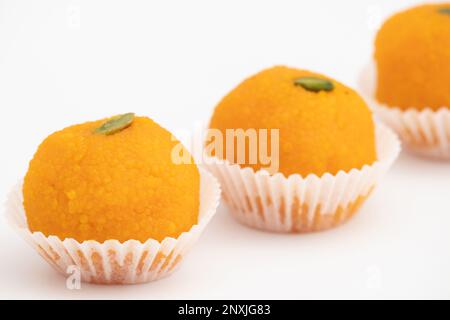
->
xmin=438 ymin=7 xmax=450 ymax=15
xmin=294 ymin=77 xmax=334 ymax=92
xmin=94 ymin=113 xmax=135 ymax=135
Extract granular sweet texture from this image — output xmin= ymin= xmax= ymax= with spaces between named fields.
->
xmin=375 ymin=3 xmax=450 ymax=110
xmin=209 ymin=66 xmax=376 ymax=177
xmin=23 ymin=116 xmax=200 ymax=243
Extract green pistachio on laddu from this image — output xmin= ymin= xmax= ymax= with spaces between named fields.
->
xmin=94 ymin=113 xmax=135 ymax=135
xmin=294 ymin=77 xmax=334 ymax=92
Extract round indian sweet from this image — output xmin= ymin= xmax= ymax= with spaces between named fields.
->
xmin=23 ymin=114 xmax=200 ymax=243
xmin=374 ymin=3 xmax=450 ymax=110
xmin=208 ymin=66 xmax=377 ymax=177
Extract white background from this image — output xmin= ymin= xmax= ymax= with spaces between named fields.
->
xmin=1 ymin=0 xmax=449 ymax=300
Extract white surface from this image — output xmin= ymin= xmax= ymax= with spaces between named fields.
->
xmin=0 ymin=0 xmax=449 ymax=300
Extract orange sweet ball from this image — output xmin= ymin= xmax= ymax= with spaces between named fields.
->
xmin=23 ymin=115 xmax=200 ymax=243
xmin=209 ymin=66 xmax=377 ymax=177
xmin=374 ymin=3 xmax=450 ymax=110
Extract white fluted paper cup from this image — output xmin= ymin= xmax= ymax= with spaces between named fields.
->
xmin=359 ymin=61 xmax=450 ymax=160
xmin=5 ymin=168 xmax=221 ymax=285
xmin=194 ymin=123 xmax=400 ymax=233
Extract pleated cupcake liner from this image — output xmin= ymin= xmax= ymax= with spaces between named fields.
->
xmin=193 ymin=122 xmax=400 ymax=233
xmin=359 ymin=61 xmax=450 ymax=160
xmin=5 ymin=168 xmax=221 ymax=285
